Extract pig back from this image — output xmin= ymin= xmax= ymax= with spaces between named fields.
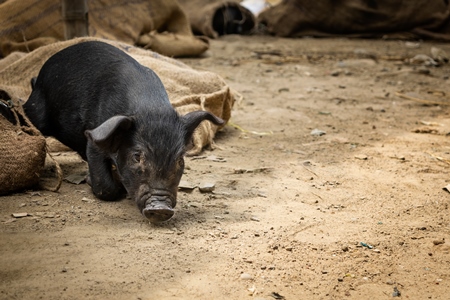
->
xmin=26 ymin=41 xmax=171 ymax=156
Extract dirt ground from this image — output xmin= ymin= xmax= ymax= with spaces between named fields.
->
xmin=1 ymin=35 xmax=450 ymax=300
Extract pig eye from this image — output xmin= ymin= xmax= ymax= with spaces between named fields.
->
xmin=132 ymin=152 xmax=141 ymax=163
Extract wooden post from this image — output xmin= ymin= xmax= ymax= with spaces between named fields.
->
xmin=61 ymin=0 xmax=89 ymax=40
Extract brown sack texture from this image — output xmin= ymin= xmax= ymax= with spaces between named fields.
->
xmin=0 ymin=0 xmax=209 ymax=57
xmin=0 ymin=37 xmax=235 ymax=155
xmin=0 ymin=101 xmax=46 ymax=194
xmin=258 ymin=0 xmax=450 ymax=40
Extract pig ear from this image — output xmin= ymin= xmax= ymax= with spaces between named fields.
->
xmin=182 ymin=111 xmax=225 ymax=144
xmin=85 ymin=116 xmax=134 ymax=152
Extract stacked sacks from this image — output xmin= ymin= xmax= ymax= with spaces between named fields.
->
xmin=257 ymin=0 xmax=450 ymax=40
xmin=0 ymin=0 xmax=209 ymax=58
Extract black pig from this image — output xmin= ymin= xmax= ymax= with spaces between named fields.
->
xmin=23 ymin=41 xmax=224 ymax=223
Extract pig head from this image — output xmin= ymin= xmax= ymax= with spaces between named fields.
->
xmin=23 ymin=41 xmax=224 ymax=223
xmin=84 ymin=111 xmax=222 ymax=223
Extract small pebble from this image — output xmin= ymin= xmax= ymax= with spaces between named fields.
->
xmin=431 ymin=47 xmax=448 ymax=62
xmin=199 ymin=182 xmax=215 ymax=193
xmin=392 ymin=287 xmax=401 ymax=297
xmin=12 ymin=212 xmax=28 ymax=218
xmin=81 ymin=197 xmax=94 ymax=203
xmin=240 ymin=273 xmax=253 ymax=280
xmin=354 ymin=154 xmax=368 ymax=160
xmin=178 ymin=180 xmax=197 ymax=190
xmin=188 ymin=202 xmax=202 ymax=208
xmin=330 ymin=70 xmax=341 ymax=76
xmin=360 ymin=242 xmax=373 ymax=249
xmin=310 ymin=129 xmax=326 ymax=136
xmin=247 ymin=286 xmax=256 ymax=295
xmin=416 ymin=67 xmax=431 ymax=75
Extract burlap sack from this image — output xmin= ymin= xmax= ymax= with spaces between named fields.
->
xmin=178 ymin=0 xmax=255 ymax=38
xmin=0 ymin=0 xmax=209 ymax=58
xmin=0 ymin=98 xmax=46 ymax=194
xmin=257 ymin=0 xmax=450 ymax=40
xmin=0 ymin=37 xmax=235 ymax=155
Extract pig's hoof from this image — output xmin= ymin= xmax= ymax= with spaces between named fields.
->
xmin=142 ymin=203 xmax=174 ymax=223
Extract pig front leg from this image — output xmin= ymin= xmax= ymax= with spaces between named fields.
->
xmin=86 ymin=143 xmax=126 ymax=201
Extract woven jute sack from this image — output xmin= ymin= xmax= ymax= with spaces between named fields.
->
xmin=256 ymin=0 xmax=450 ymax=40
xmin=0 ymin=0 xmax=209 ymax=58
xmin=0 ymin=99 xmax=46 ymax=194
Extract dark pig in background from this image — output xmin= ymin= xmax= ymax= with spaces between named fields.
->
xmin=23 ymin=41 xmax=224 ymax=223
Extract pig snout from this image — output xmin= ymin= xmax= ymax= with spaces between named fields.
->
xmin=141 ymin=192 xmax=176 ymax=223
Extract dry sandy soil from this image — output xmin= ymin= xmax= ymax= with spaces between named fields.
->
xmin=1 ymin=35 xmax=450 ymax=299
